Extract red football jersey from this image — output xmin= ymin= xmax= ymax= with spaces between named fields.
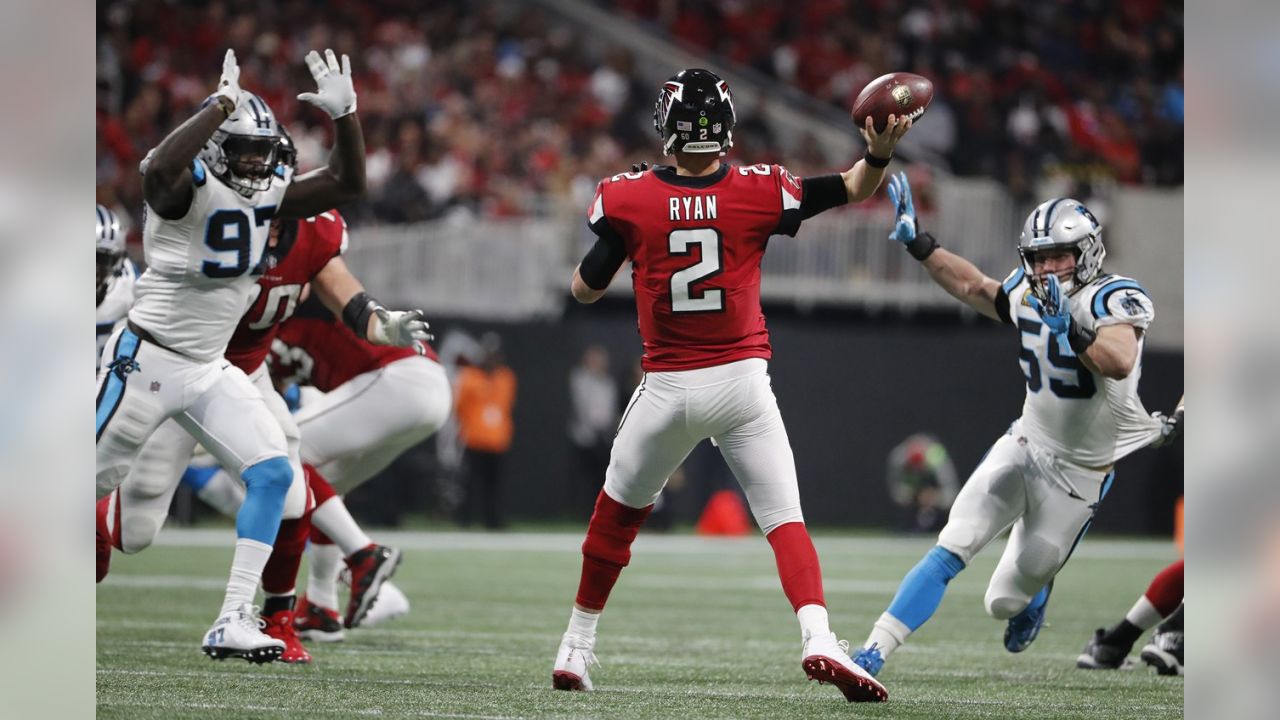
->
xmin=589 ymin=163 xmax=805 ymax=372
xmin=270 ymin=303 xmax=436 ymax=393
xmin=224 ymin=210 xmax=349 ymax=374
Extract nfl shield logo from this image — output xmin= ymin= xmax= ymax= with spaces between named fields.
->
xmin=150 ymin=381 xmax=161 ymax=393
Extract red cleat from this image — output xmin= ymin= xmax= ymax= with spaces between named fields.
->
xmin=262 ymin=602 xmax=312 ymax=664
xmin=343 ymin=544 xmax=401 ymax=629
xmin=295 ymin=595 xmax=345 ymax=643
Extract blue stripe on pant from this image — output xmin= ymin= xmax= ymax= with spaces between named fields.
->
xmin=96 ymin=329 xmax=142 ymax=441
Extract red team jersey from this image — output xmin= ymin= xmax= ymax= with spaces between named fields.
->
xmin=270 ymin=305 xmax=435 ymax=393
xmin=223 ymin=210 xmax=349 ymax=373
xmin=588 ymin=163 xmax=805 ymax=372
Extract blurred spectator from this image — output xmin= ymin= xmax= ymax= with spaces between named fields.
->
xmin=97 ymin=0 xmax=1181 ymax=239
xmin=885 ymin=433 xmax=958 ymax=533
xmin=567 ymin=345 xmax=619 ymax=519
xmin=454 ymin=332 xmax=517 ymax=529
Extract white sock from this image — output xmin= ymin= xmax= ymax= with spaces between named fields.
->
xmin=1124 ymin=595 xmax=1165 ymax=631
xmin=797 ymin=604 xmax=831 ymax=640
xmin=307 ymin=542 xmax=343 ymax=611
xmin=311 ymin=497 xmax=373 ymax=555
xmin=197 ymin=469 xmax=247 ymax=518
xmin=864 ymin=612 xmax=912 ymax=659
xmin=567 ymin=607 xmax=600 ymax=641
xmin=220 ymin=538 xmax=272 ymax=615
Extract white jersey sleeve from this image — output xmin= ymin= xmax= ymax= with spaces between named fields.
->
xmin=128 ymin=159 xmax=289 ymax=362
xmin=1007 ymin=272 xmax=1163 ymax=467
xmin=96 ymin=259 xmax=137 ymax=370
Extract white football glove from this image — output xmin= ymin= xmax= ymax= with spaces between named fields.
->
xmin=297 ymin=49 xmax=357 ymax=119
xmin=212 ymin=49 xmax=242 ymax=108
xmin=1150 ymin=404 xmax=1184 ymax=448
xmin=369 ymin=307 xmax=432 ymax=347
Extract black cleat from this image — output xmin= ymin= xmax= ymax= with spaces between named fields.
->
xmin=1077 ymin=628 xmax=1133 ymax=669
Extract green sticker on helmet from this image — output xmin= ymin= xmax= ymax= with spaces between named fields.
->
xmin=698 ymin=116 xmax=709 ymax=127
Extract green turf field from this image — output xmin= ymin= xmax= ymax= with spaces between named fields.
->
xmin=96 ymin=529 xmax=1183 ymax=719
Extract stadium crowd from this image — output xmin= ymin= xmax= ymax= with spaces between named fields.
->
xmin=97 ymin=0 xmax=1182 ymax=235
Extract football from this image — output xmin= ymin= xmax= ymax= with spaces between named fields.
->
xmin=851 ymin=72 xmax=934 ymax=133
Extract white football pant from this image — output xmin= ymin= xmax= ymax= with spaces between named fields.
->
xmin=603 ymin=358 xmax=803 ymax=534
xmin=109 ymin=358 xmax=309 ymax=554
xmin=295 ymin=356 xmax=451 ymax=494
xmin=937 ymin=419 xmax=1112 ymax=619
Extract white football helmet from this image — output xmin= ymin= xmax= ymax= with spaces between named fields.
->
xmin=96 ymin=203 xmax=125 ymax=295
xmin=198 ymin=92 xmax=282 ymax=197
xmin=1017 ymin=197 xmax=1105 ymax=298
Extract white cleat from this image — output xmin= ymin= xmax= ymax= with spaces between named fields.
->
xmin=201 ymin=603 xmax=285 ymax=664
xmin=360 ymin=581 xmax=411 ymax=627
xmin=801 ymin=631 xmax=889 ymax=702
xmin=552 ymin=633 xmax=597 ymax=691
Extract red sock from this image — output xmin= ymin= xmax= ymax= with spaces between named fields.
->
xmin=766 ymin=522 xmax=825 ymax=611
xmin=1143 ymin=559 xmax=1183 ymax=617
xmin=262 ymin=516 xmax=311 ymax=595
xmin=575 ymin=490 xmax=652 ymax=611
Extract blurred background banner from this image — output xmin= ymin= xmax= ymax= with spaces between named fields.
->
xmin=95 ymin=0 xmax=1184 ymax=538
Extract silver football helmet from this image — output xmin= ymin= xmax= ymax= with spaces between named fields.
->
xmin=197 ymin=91 xmax=282 ymax=197
xmin=96 ymin=203 xmax=125 ymax=295
xmin=1018 ymin=197 xmax=1105 ymax=298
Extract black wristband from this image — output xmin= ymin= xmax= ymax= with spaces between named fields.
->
xmin=1067 ymin=322 xmax=1097 ymax=354
xmin=905 ymin=230 xmax=939 ymax=261
xmin=864 ymin=151 xmax=892 ymax=168
xmin=342 ymin=291 xmax=379 ymax=337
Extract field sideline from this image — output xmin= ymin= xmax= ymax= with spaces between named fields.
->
xmin=97 ymin=529 xmax=1183 ymax=719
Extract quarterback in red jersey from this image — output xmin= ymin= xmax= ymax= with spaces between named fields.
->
xmin=268 ymin=299 xmax=450 ymax=640
xmin=551 ymin=68 xmax=911 ymax=702
xmin=98 ymin=178 xmax=432 ymax=662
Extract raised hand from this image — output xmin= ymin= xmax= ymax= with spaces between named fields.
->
xmin=297 ymin=49 xmax=357 ymax=119
xmin=886 ymin=171 xmax=917 ymax=245
xmin=860 ymin=114 xmax=913 ymax=159
xmin=212 ymin=49 xmax=242 ymax=109
xmin=1029 ymin=274 xmax=1072 ymax=335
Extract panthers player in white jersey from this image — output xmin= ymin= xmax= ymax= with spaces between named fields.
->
xmin=96 ymin=48 xmax=389 ymax=663
xmin=95 ymin=204 xmax=136 ymax=369
xmin=849 ymin=173 xmax=1178 ymax=679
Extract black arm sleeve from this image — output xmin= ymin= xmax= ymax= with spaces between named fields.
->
xmin=799 ymin=174 xmax=849 ymax=219
xmin=994 ymin=287 xmax=1013 ymax=325
xmin=578 ymin=230 xmax=627 ymax=290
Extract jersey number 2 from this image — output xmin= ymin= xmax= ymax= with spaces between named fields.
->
xmin=202 ymin=206 xmax=276 ymax=278
xmin=668 ymin=229 xmax=723 ymax=313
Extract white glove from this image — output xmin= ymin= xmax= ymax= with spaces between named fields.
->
xmin=1150 ymin=405 xmax=1184 ymax=448
xmin=212 ymin=49 xmax=242 ymax=109
xmin=297 ymin=49 xmax=357 ymax=119
xmin=369 ymin=307 xmax=432 ymax=347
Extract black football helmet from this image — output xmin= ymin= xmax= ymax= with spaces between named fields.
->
xmin=653 ymin=68 xmax=736 ymax=156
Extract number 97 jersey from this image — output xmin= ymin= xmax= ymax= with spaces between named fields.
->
xmin=129 ymin=158 xmax=289 ymax=363
xmin=588 ymin=163 xmax=806 ymax=372
xmin=998 ymin=269 xmax=1163 ymax=466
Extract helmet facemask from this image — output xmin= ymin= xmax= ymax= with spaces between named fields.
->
xmin=96 ymin=203 xmax=124 ymax=298
xmin=197 ymin=92 xmax=282 ymax=197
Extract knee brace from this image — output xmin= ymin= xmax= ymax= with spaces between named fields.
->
xmin=236 ymin=456 xmax=292 ymax=544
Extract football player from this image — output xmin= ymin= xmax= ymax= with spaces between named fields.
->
xmin=96 ymin=48 xmax=397 ymax=663
xmin=267 ymin=294 xmax=451 ymax=640
xmin=96 ymin=204 xmax=137 ymax=368
xmin=98 ymin=121 xmax=433 ymax=662
xmin=549 ymin=68 xmax=911 ymax=702
xmin=850 ymin=172 xmax=1177 ymax=678
xmin=1078 ymin=559 xmax=1184 ymax=674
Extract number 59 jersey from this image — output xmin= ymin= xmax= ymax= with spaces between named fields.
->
xmin=588 ymin=163 xmax=806 ymax=372
xmin=997 ymin=269 xmax=1163 ymax=466
xmin=129 ymin=159 xmax=289 ymax=362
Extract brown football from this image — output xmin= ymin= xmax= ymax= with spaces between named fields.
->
xmin=851 ymin=72 xmax=934 ymax=133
